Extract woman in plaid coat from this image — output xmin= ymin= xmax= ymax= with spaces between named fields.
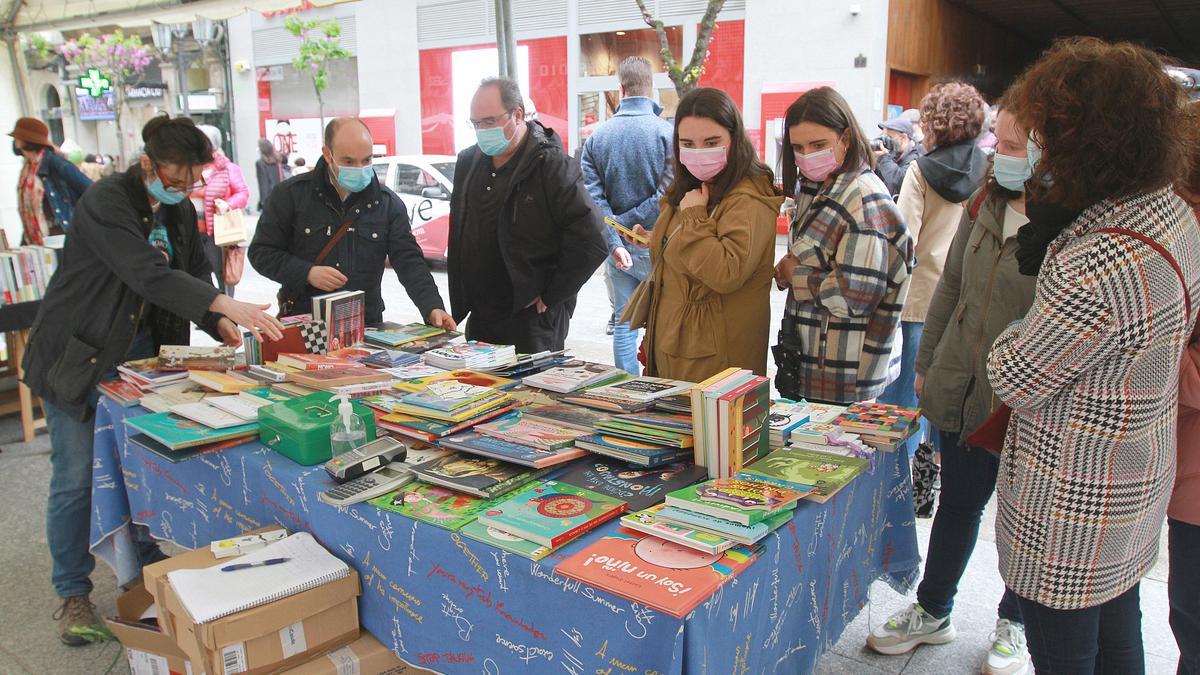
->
xmin=773 ymin=87 xmax=914 ymax=404
xmin=986 ymin=38 xmax=1200 ymax=673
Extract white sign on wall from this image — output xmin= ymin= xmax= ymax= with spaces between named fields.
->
xmin=265 ymin=118 xmax=323 ymax=168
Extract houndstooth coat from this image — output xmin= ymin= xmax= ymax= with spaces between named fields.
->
xmin=987 ymin=186 xmax=1200 ymax=610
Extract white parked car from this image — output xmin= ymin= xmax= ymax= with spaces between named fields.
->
xmin=372 ymin=155 xmax=456 ymax=262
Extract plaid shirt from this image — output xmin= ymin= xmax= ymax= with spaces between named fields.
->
xmin=774 ymin=164 xmax=913 ymax=403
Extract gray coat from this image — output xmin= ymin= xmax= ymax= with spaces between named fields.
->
xmin=915 ymin=187 xmax=1036 ymax=437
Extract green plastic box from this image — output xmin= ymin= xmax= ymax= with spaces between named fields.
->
xmin=258 ymin=392 xmax=378 ymax=466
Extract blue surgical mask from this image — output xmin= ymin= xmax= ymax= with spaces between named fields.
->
xmin=476 ymin=120 xmax=514 ymax=157
xmin=993 ymin=152 xmax=1031 ymax=192
xmin=335 ymin=163 xmax=374 ymax=193
xmin=146 ymin=177 xmax=187 ymax=205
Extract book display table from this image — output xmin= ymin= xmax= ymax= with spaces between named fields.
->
xmin=89 ymin=396 xmax=919 ymax=674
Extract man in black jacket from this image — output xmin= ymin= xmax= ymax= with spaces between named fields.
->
xmin=249 ymin=118 xmax=453 ymax=329
xmin=874 ymin=117 xmax=924 ymax=198
xmin=448 ymin=78 xmax=606 ymax=352
xmin=22 ymin=114 xmax=283 ymax=646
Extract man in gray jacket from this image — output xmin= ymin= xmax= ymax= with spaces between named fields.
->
xmin=580 ymin=57 xmax=674 ymax=373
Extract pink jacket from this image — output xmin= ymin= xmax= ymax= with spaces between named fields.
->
xmin=201 ymin=151 xmax=249 ymax=237
xmin=1174 ymin=337 xmax=1200 ymax=525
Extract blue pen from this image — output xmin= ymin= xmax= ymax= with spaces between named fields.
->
xmin=220 ymin=557 xmax=290 ymax=572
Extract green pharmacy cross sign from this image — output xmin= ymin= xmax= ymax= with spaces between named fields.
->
xmin=78 ymin=68 xmax=111 ymax=97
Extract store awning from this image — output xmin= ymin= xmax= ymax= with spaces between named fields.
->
xmin=1 ymin=0 xmax=356 ymax=33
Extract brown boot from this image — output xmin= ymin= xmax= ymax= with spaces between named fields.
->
xmin=52 ymin=595 xmax=113 ymax=646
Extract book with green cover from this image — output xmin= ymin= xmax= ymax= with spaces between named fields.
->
xmin=592 ymin=419 xmax=694 ymax=448
xmin=371 ymin=483 xmax=510 ymax=531
xmin=459 ymin=520 xmax=553 ymax=560
xmin=240 ymin=386 xmax=294 ymax=404
xmin=654 ymin=505 xmax=794 ymax=546
xmin=620 ymin=504 xmax=735 ymax=555
xmin=124 ymin=412 xmax=258 ymax=450
xmin=664 ymin=477 xmax=808 ymax=526
xmin=474 ymin=413 xmax=589 ymax=450
xmin=475 ymin=480 xmax=627 ymax=548
xmin=400 ymin=381 xmax=497 ymax=412
xmin=736 ymin=447 xmax=870 ymax=503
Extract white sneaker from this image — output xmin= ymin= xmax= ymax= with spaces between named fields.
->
xmin=866 ymin=603 xmax=957 ymax=655
xmin=983 ymin=618 xmax=1031 ymax=675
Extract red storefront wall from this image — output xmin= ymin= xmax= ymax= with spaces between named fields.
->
xmin=419 ymin=37 xmax=570 ymax=155
xmin=697 ymin=19 xmax=744 ymax=109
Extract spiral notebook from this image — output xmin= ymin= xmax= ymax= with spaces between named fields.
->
xmin=166 ymin=532 xmax=350 ymax=623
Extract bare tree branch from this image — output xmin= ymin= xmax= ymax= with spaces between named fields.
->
xmin=635 ymin=0 xmax=681 ymax=79
xmin=685 ymin=0 xmax=726 ymax=86
xmin=635 ymin=0 xmax=726 ymax=95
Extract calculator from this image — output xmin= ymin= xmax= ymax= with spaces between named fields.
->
xmin=318 ymin=465 xmax=415 ymax=507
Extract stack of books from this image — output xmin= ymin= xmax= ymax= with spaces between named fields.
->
xmin=737 ymin=446 xmax=871 ymax=503
xmin=363 ymin=322 xmax=446 ymax=349
xmin=520 ymin=404 xmax=611 ymax=432
xmin=768 ymin=398 xmax=810 ymax=448
xmin=284 ymin=367 xmax=392 ymax=394
xmin=360 ymin=349 xmax=422 ymax=369
xmin=423 ymin=341 xmax=517 ymax=371
xmin=575 ymin=410 xmax=697 ymax=467
xmin=403 ymin=453 xmax=552 ymax=499
xmin=370 ymin=381 xmax=519 ymax=442
xmin=520 ymin=360 xmax=626 ymax=393
xmin=276 ymin=353 xmax=365 ymax=371
xmin=117 ymin=357 xmax=190 ymax=393
xmin=124 ymin=410 xmax=258 ymax=459
xmin=98 ymin=380 xmax=144 ymax=407
xmin=833 ymin=402 xmax=923 ymax=451
xmin=188 ymin=370 xmax=260 ymax=394
xmin=573 ymin=432 xmax=692 ymax=467
xmin=437 ymin=413 xmax=590 ymax=468
xmin=555 ymin=376 xmax=692 ymax=413
xmin=392 ymin=369 xmax=518 ymax=392
xmin=690 ymin=368 xmax=771 ymax=478
xmin=312 ymin=290 xmax=366 ymax=352
xmin=138 ymin=381 xmax=218 ymax=413
xmin=243 ymin=315 xmax=326 ymax=366
xmin=477 ymin=350 xmax=571 ymax=378
xmin=0 ymin=244 xmax=59 ymax=305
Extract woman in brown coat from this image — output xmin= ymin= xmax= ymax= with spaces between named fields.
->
xmin=629 ymin=88 xmax=782 ymax=383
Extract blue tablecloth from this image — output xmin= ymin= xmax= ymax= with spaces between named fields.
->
xmin=90 ymin=397 xmax=919 ymax=674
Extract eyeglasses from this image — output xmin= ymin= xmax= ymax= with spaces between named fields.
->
xmin=154 ymin=163 xmax=206 ymax=193
xmin=466 ymin=110 xmax=514 ymax=130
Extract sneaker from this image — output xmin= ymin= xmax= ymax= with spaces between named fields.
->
xmin=866 ymin=602 xmax=957 ymax=655
xmin=983 ymin=618 xmax=1031 ymax=675
xmin=52 ymin=595 xmax=113 ymax=646
xmin=606 ymin=313 xmax=617 ymax=336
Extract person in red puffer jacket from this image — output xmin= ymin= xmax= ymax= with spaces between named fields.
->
xmin=1172 ymin=101 xmax=1200 ymax=675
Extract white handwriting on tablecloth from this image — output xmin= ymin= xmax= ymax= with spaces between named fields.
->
xmin=391 ymin=615 xmax=408 ymax=655
xmin=491 ymin=551 xmax=511 ymax=592
xmin=441 ymin=594 xmax=473 ymax=641
xmin=495 ymin=633 xmax=553 ymax=664
xmin=625 ymin=604 xmax=654 ymax=639
xmin=407 ymin=521 xmax=420 ymax=577
xmin=378 ymin=512 xmax=394 ymax=551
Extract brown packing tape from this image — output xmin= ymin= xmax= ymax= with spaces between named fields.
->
xmin=279 ymin=633 xmax=433 ymax=675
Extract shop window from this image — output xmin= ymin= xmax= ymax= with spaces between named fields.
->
xmin=580 ymin=27 xmax=682 ymax=77
xmin=269 ymin=58 xmax=360 ymax=119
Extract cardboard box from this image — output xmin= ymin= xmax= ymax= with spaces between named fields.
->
xmin=280 ymin=633 xmax=429 ymax=675
xmin=143 ymin=531 xmax=361 ymax=675
xmin=105 ymin=583 xmax=196 ymax=675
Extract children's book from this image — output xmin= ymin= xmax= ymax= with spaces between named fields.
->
xmin=276 ymin=353 xmax=364 ymax=371
xmin=98 ymin=380 xmax=142 ymax=407
xmin=520 ymin=404 xmax=611 ymax=432
xmin=768 ymin=398 xmax=810 ymax=447
xmin=474 ymin=414 xmax=590 ymax=451
xmin=574 ymin=434 xmax=692 ymax=467
xmin=554 ymin=528 xmax=759 ymax=618
xmin=370 ymin=483 xmax=518 ymax=531
xmin=400 ymin=381 xmax=498 ymax=412
xmin=364 ymin=323 xmax=445 ymax=347
xmin=375 ymin=403 xmax=519 ymax=443
xmin=521 ymin=360 xmax=627 ymax=393
xmin=129 ymin=432 xmax=256 ymax=463
xmin=611 ymin=411 xmax=693 ymax=433
xmin=381 ymin=363 xmax=449 ymax=381
xmin=654 ymin=505 xmax=794 ymax=546
xmin=286 ymin=367 xmax=391 ymax=389
xmin=459 ymin=520 xmax=553 ymax=560
xmin=169 ymin=401 xmax=253 ymax=429
xmin=206 ymin=395 xmax=271 ymax=421
xmin=158 ymin=345 xmax=238 ymax=371
xmin=407 ymin=453 xmax=552 ymax=498
xmin=834 ymin=402 xmax=922 ymax=439
xmin=592 ymin=420 xmax=694 ymax=448
xmin=736 ymin=447 xmax=870 ymax=503
xmin=438 ymin=431 xmax=588 ymax=468
xmin=125 ymin=412 xmax=258 ymax=450
xmin=186 ymin=370 xmax=258 ymax=394
xmin=555 ymin=459 xmax=707 ymax=512
xmin=664 ymin=478 xmax=807 ymax=526
xmin=393 ymin=369 xmax=517 ymax=392
xmin=585 ymin=377 xmax=693 ymax=403
xmin=620 ymin=504 xmax=736 ymax=555
xmin=476 ymin=481 xmax=627 ymax=548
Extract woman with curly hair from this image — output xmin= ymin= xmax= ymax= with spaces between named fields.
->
xmin=878 ymin=82 xmax=987 ymax=441
xmin=985 ymin=38 xmax=1200 ymax=673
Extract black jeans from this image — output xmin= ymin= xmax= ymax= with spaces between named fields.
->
xmin=466 ymin=298 xmax=574 ymax=354
xmin=1017 ymin=583 xmax=1144 ymax=674
xmin=916 ymin=428 xmax=1022 ymax=623
xmin=1170 ymin=518 xmax=1200 ymax=675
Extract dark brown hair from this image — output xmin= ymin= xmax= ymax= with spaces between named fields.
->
xmin=1181 ymin=101 xmax=1200 ymax=197
xmin=664 ymin=87 xmax=777 ymax=211
xmin=780 ymin=87 xmax=874 ymax=194
xmin=142 ymin=114 xmax=213 ymax=167
xmin=920 ymin=82 xmax=986 ymax=147
xmin=1006 ymin=37 xmax=1190 ymax=210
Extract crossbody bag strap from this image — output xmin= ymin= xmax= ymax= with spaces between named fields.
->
xmin=313 ymin=215 xmax=358 ymax=267
xmin=1095 ymin=226 xmax=1192 ymax=321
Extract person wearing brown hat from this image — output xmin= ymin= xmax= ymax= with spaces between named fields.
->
xmin=9 ymin=117 xmax=92 ymax=245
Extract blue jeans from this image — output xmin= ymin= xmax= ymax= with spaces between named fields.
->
xmin=1017 ymin=583 xmax=1144 ymax=674
xmin=608 ymin=253 xmax=651 ymax=375
xmin=1170 ymin=518 xmax=1200 ymax=675
xmin=45 ymin=330 xmax=161 ymax=599
xmin=879 ymin=320 xmax=929 ymax=453
xmin=916 ymin=429 xmax=1021 ymax=623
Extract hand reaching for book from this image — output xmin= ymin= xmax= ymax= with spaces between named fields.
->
xmin=216 ymin=318 xmax=242 ymax=347
xmin=209 ymin=295 xmax=285 ymax=342
xmin=428 ymin=309 xmax=457 ymax=331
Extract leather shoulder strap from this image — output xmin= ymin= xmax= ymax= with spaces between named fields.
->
xmin=968 ymin=186 xmax=991 ymax=221
xmin=313 ymin=216 xmax=357 ymax=267
xmin=1095 ymin=226 xmax=1191 ymax=321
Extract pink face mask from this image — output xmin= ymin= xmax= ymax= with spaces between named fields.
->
xmin=795 ymin=148 xmax=840 ymax=182
xmin=679 ymin=146 xmax=728 ymax=182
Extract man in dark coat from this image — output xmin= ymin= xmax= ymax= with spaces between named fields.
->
xmin=448 ymin=78 xmax=607 ymax=352
xmin=249 ymin=118 xmax=453 ymax=329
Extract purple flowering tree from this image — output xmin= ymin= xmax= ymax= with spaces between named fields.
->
xmin=634 ymin=0 xmax=726 ymax=96
xmin=284 ymin=15 xmax=350 ymax=129
xmin=58 ymin=30 xmax=154 ymax=160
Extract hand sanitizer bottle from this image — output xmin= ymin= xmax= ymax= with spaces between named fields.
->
xmin=329 ymin=393 xmax=366 ymax=456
